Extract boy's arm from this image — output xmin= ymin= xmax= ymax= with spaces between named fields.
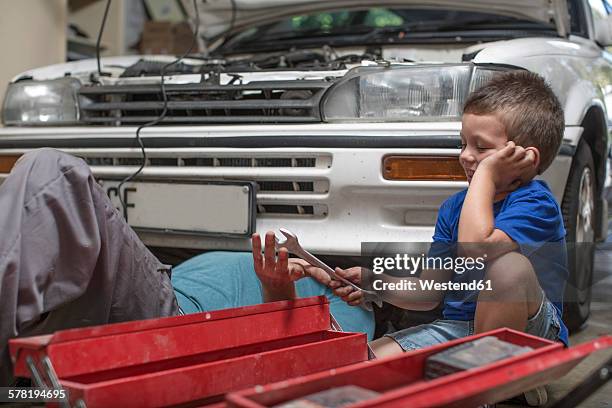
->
xmin=334 ymin=188 xmax=460 ymax=309
xmin=458 ymin=162 xmax=518 ymax=259
xmin=458 ymin=142 xmax=536 ymax=259
xmin=331 ymin=267 xmax=448 ymax=310
xmin=376 ymin=269 xmax=449 ymax=310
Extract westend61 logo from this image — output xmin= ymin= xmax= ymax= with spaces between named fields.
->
xmin=371 ymin=253 xmax=487 ymax=275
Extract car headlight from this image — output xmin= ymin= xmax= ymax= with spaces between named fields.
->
xmin=2 ymin=78 xmax=81 ymax=125
xmin=322 ymin=64 xmax=511 ymax=122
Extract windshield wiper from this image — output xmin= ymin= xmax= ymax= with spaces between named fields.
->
xmin=254 ymin=25 xmax=374 ymax=42
xmin=223 ymin=17 xmax=554 ymax=52
xmin=225 ymin=24 xmax=407 ymax=51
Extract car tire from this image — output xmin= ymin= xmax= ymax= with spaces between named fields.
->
xmin=561 ymin=141 xmax=596 ymax=332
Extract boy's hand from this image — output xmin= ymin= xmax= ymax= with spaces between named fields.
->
xmin=330 ymin=267 xmax=364 ymax=306
xmin=478 ymin=141 xmax=537 ymax=192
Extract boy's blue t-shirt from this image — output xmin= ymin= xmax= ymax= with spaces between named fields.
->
xmin=432 ymin=180 xmax=569 ymax=345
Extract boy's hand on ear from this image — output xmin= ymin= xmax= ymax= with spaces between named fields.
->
xmin=479 ymin=141 xmax=537 ymax=192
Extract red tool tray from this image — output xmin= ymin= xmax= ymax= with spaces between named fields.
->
xmin=9 ymin=296 xmax=368 ymax=408
xmin=226 ymin=329 xmax=612 ymax=408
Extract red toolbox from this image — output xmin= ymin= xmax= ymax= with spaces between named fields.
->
xmin=226 ymin=329 xmax=612 ymax=408
xmin=9 ymin=296 xmax=368 ymax=407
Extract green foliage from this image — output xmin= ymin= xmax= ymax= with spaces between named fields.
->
xmin=290 ymin=8 xmax=403 ymax=32
xmin=291 ymin=11 xmax=350 ymax=32
xmin=365 ymin=8 xmax=404 ymax=27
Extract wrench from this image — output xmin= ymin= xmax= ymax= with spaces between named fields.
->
xmin=275 ymin=228 xmax=383 ymax=311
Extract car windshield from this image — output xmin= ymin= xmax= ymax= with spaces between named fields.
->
xmin=219 ymin=8 xmax=556 ymax=52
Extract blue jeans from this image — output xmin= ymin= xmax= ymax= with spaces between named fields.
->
xmin=385 ymin=296 xmax=562 ymax=351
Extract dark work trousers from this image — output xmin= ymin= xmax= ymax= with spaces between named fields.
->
xmin=0 ymin=149 xmax=178 ymax=385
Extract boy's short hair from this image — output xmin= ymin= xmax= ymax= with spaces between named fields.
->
xmin=463 ymin=70 xmax=564 ymax=173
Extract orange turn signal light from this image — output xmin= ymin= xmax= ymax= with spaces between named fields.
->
xmin=0 ymin=155 xmax=22 ymax=173
xmin=383 ymin=155 xmax=467 ymax=181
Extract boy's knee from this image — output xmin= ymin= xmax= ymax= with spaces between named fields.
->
xmin=485 ymin=251 xmax=536 ymax=293
xmin=477 ymin=251 xmax=544 ymax=328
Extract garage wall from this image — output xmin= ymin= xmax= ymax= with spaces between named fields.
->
xmin=0 ymin=0 xmax=67 ymax=123
xmin=69 ymin=0 xmax=126 ymax=57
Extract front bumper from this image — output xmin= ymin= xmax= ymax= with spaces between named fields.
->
xmin=0 ymin=123 xmax=576 ymax=255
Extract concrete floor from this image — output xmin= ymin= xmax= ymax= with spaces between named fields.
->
xmin=546 ymin=239 xmax=612 ymax=407
xmin=501 ymin=221 xmax=612 ymax=407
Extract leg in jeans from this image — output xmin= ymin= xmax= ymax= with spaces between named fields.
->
xmin=0 ymin=149 xmax=178 ymax=385
xmin=370 ymin=251 xmax=544 ymax=359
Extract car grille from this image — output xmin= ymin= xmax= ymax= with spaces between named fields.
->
xmin=86 ymin=156 xmax=318 ymax=168
xmin=82 ymin=153 xmax=331 ymax=218
xmin=78 ymin=81 xmax=333 ymax=125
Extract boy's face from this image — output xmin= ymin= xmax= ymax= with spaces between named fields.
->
xmin=459 ymin=113 xmax=509 ymax=183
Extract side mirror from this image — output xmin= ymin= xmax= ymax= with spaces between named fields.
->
xmin=594 ymin=14 xmax=612 ymax=46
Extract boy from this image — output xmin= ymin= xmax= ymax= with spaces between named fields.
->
xmin=252 ymin=70 xmax=568 ymax=361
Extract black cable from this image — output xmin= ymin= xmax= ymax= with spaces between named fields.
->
xmin=116 ymin=0 xmax=201 ymax=219
xmin=187 ymin=0 xmax=236 ymax=58
xmin=207 ymin=0 xmax=237 ymax=47
xmin=228 ymin=0 xmax=237 ymax=35
xmin=96 ymin=0 xmax=112 ymax=77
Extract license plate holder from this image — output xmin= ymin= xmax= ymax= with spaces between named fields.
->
xmin=99 ymin=179 xmax=256 ymax=237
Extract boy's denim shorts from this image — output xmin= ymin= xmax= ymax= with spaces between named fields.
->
xmin=385 ymin=296 xmax=562 ymax=351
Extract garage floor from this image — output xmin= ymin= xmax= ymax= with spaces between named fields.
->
xmin=545 ymin=235 xmax=612 ymax=407
xmin=502 ymin=220 xmax=612 ymax=407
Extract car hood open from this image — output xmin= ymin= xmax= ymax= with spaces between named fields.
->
xmin=184 ymin=0 xmax=570 ymax=41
